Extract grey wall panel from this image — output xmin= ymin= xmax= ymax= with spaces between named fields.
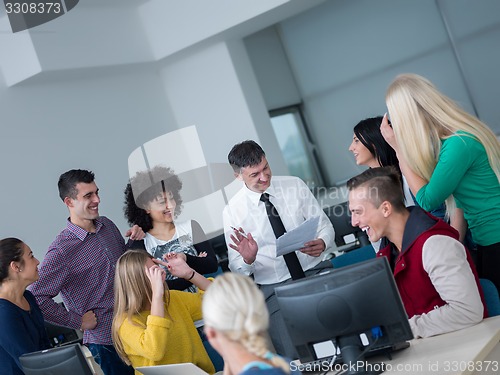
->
xmin=245 ymin=0 xmax=498 ymax=185
xmin=244 ymin=27 xmax=302 ymax=110
xmin=278 ymin=0 xmax=449 ymax=99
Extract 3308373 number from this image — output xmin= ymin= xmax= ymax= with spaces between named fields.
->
xmin=5 ymin=2 xmax=62 ymax=14
xmin=443 ymin=361 xmax=499 ymax=372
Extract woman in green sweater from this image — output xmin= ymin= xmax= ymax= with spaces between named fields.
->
xmin=111 ymin=250 xmax=215 ymax=375
xmin=380 ymin=73 xmax=500 ymax=291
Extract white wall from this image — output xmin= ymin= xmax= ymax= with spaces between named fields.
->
xmin=0 ymin=69 xmax=176 ymax=257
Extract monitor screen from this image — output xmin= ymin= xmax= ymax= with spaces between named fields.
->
xmin=275 ymin=257 xmax=413 ymax=374
xmin=19 ymin=343 xmax=93 ymax=375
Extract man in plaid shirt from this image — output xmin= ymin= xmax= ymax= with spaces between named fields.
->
xmin=30 ymin=169 xmax=143 ymax=375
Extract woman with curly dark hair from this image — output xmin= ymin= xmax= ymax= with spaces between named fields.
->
xmin=125 ymin=166 xmax=218 ymax=292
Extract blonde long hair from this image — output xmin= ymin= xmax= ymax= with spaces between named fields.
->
xmin=111 ymin=250 xmax=170 ymax=366
xmin=202 ymin=273 xmax=290 ymax=373
xmin=386 ymin=73 xmax=500 ymax=212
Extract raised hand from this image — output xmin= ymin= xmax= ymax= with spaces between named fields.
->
xmin=145 ymin=264 xmax=166 ymax=297
xmin=162 ymin=251 xmax=186 ymax=263
xmin=380 ymin=113 xmax=398 ymax=151
xmin=229 ymin=228 xmax=258 ymax=264
xmin=164 ymin=252 xmax=193 ymax=279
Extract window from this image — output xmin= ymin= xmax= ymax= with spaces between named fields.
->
xmin=270 ymin=105 xmax=325 ymax=189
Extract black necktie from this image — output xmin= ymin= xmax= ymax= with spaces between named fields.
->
xmin=260 ymin=193 xmax=305 ymax=280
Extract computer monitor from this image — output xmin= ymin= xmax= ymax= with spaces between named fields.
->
xmin=19 ymin=343 xmax=92 ymax=375
xmin=45 ymin=321 xmax=82 ymax=347
xmin=275 ymin=257 xmax=413 ymax=375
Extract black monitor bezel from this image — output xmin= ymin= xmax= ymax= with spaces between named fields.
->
xmin=275 ymin=257 xmax=413 ymax=366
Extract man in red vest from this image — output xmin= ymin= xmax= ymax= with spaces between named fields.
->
xmin=347 ymin=166 xmax=486 ymax=338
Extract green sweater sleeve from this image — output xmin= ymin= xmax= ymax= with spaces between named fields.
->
xmin=416 ymin=134 xmax=476 ymax=211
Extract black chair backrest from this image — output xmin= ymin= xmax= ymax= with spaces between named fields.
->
xmin=19 ymin=343 xmax=92 ymax=375
xmin=208 ymin=232 xmax=229 ymax=271
xmin=324 ymin=202 xmax=361 ymax=247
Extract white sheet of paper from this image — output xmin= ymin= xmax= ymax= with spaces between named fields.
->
xmin=276 ymin=216 xmax=320 ymax=257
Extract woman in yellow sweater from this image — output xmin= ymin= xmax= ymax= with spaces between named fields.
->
xmin=111 ymin=249 xmax=215 ymax=374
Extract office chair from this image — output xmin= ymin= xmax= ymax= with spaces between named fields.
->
xmin=324 ymin=202 xmax=370 ymax=252
xmin=194 ymin=314 xmax=224 ymax=372
xmin=204 ymin=265 xmax=224 ymax=279
xmin=208 ymin=233 xmax=229 ymax=271
xmin=202 ymin=340 xmax=224 ymax=372
xmin=331 ymin=244 xmax=375 ymax=269
xmin=479 ymin=278 xmax=500 ymax=317
xmin=45 ymin=321 xmax=82 ymax=348
xmin=19 ymin=343 xmax=92 ymax=375
xmin=45 ymin=302 xmax=82 ymax=348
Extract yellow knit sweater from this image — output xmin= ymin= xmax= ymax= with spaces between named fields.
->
xmin=118 ymin=290 xmax=215 ymax=375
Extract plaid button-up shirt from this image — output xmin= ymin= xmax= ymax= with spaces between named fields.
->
xmin=29 ymin=216 xmax=126 ymax=345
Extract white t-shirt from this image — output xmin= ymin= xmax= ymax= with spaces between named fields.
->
xmin=144 ymin=220 xmax=198 ymax=292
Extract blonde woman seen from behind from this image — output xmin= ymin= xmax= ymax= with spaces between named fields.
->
xmin=380 ymin=73 xmax=500 ymax=291
xmin=202 ymin=273 xmax=300 ymax=375
xmin=111 ymin=250 xmax=214 ymax=375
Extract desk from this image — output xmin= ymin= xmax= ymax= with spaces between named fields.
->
xmin=297 ymin=317 xmax=500 ymax=375
xmin=376 ymin=316 xmax=500 ymax=374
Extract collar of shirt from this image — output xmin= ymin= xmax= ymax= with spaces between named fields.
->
xmin=66 ymin=217 xmax=104 ymax=241
xmin=243 ymin=181 xmax=277 ymax=207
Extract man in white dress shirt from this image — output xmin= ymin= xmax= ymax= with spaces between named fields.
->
xmin=223 ymin=140 xmax=335 ymax=357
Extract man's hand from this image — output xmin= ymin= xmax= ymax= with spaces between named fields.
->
xmin=229 ymin=228 xmax=258 ymax=264
xmin=124 ymin=224 xmax=145 ymax=240
xmin=300 ymin=238 xmax=325 ymax=257
xmin=80 ymin=310 xmax=97 ymax=331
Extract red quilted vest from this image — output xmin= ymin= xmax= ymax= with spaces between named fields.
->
xmin=377 ymin=213 xmax=487 ymax=319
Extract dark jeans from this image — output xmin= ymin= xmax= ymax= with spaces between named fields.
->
xmin=477 ymin=242 xmax=500 ymax=292
xmin=259 ymin=260 xmax=333 ymax=359
xmin=87 ymin=344 xmax=134 ymax=375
